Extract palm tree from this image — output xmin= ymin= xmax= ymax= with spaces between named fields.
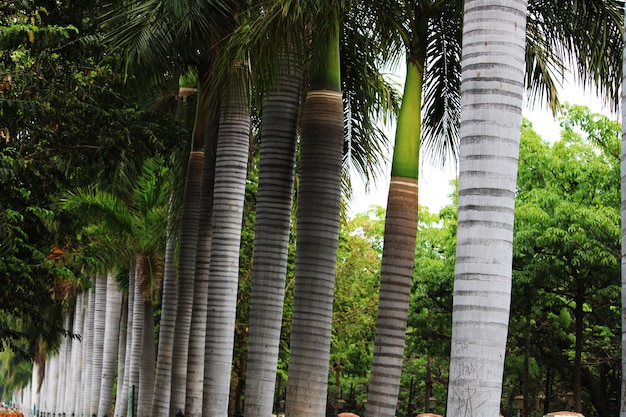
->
xmin=81 ymin=287 xmax=95 ymax=417
xmin=101 ymin=4 xmax=239 ymax=415
xmin=201 ymin=63 xmax=251 ymax=417
xmin=68 ymin=290 xmax=85 ymax=417
xmin=98 ymin=272 xmax=123 ymax=417
xmin=445 ymin=0 xmax=526 ymax=407
xmin=90 ymin=273 xmax=107 ymax=416
xmin=170 ymin=75 xmax=205 ymax=417
xmin=358 ymin=0 xmax=623 ymax=414
xmin=61 ymin=156 xmax=171 ymax=417
xmin=620 ymin=4 xmax=626 ymax=417
xmin=244 ymin=47 xmax=302 ymax=417
xmin=285 ymin=7 xmax=347 ymax=416
xmin=446 ymin=0 xmax=622 ymax=414
xmin=151 ymin=229 xmax=177 ymax=417
xmin=184 ymin=97 xmax=218 ymax=417
xmin=364 ymin=2 xmax=461 ymax=415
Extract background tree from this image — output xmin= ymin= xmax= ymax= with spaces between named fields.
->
xmin=513 ymin=109 xmax=621 ymax=417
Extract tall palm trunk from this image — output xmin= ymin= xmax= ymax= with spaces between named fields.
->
xmin=116 ymin=265 xmax=134 ymax=417
xmin=56 ymin=313 xmax=71 ymax=415
xmin=285 ymin=20 xmax=344 ymax=417
xmin=81 ymin=286 xmax=95 ymax=417
xmin=138 ymin=297 xmax=155 ymax=417
xmin=127 ymin=260 xmax=144 ymax=417
xmin=184 ymin=103 xmax=218 ymax=417
xmin=99 ymin=272 xmax=123 ymax=417
xmin=202 ymin=63 xmax=251 ymax=417
xmin=152 ymin=81 xmax=197 ymax=417
xmin=170 ymin=78 xmax=207 ymax=417
xmin=446 ymin=0 xmax=527 ymax=415
xmin=90 ymin=273 xmax=107 ymax=416
xmin=68 ymin=291 xmax=85 ymax=417
xmin=151 ymin=231 xmax=177 ymax=417
xmin=56 ymin=313 xmax=70 ymax=415
xmin=244 ymin=49 xmax=302 ymax=417
xmin=367 ymin=57 xmax=423 ymax=417
xmin=620 ymin=5 xmax=626 ymax=417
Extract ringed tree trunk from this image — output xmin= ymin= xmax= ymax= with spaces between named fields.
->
xmin=127 ymin=259 xmax=144 ymax=417
xmin=152 ymin=79 xmax=197 ymax=417
xmin=170 ymin=73 xmax=207 ymax=417
xmin=151 ymin=231 xmax=177 ymax=417
xmin=90 ymin=273 xmax=107 ymax=417
xmin=99 ymin=272 xmax=123 ymax=417
xmin=620 ymin=5 xmax=626 ymax=417
xmin=243 ymin=48 xmax=302 ymax=417
xmin=116 ymin=262 xmax=135 ymax=417
xmin=285 ymin=19 xmax=344 ymax=417
xmin=81 ymin=285 xmax=95 ymax=417
xmin=184 ymin=99 xmax=218 ymax=417
xmin=68 ymin=290 xmax=85 ymax=417
xmin=367 ymin=55 xmax=423 ymax=417
xmin=202 ymin=61 xmax=251 ymax=417
xmin=446 ymin=0 xmax=528 ymax=415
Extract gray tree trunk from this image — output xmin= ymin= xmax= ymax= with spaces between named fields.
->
xmin=620 ymin=5 xmax=626 ymax=417
xmin=151 ymin=232 xmax=177 ymax=417
xmin=202 ymin=67 xmax=251 ymax=417
xmin=99 ymin=272 xmax=123 ymax=417
xmin=244 ymin=51 xmax=302 ymax=417
xmin=285 ymin=87 xmax=344 ymax=417
xmin=91 ymin=274 xmax=107 ymax=416
xmin=446 ymin=0 xmax=528 ymax=415
xmin=82 ymin=286 xmax=95 ymax=417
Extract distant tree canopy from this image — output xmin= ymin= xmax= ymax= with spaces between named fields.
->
xmin=0 ymin=0 xmax=185 ymax=358
xmin=510 ymin=106 xmax=621 ymax=417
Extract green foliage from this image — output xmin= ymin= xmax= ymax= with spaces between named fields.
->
xmin=0 ymin=0 xmax=186 ymax=359
xmin=328 ymin=202 xmax=457 ymax=416
xmin=512 ymin=107 xmax=621 ymax=415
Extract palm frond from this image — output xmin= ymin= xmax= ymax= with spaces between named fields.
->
xmin=61 ymin=187 xmax=135 ymax=236
xmin=527 ymin=0 xmax=623 ymax=112
xmin=341 ymin=3 xmax=402 ymax=190
xmin=421 ymin=1 xmax=463 ymax=170
xmin=101 ymin=0 xmax=236 ymax=86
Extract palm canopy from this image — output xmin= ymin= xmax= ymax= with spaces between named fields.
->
xmin=219 ymin=0 xmax=401 ymax=198
xmin=100 ymin=0 xmax=242 ymax=97
xmin=60 ymin=156 xmax=171 ymax=283
xmin=363 ymin=0 xmax=622 ymax=169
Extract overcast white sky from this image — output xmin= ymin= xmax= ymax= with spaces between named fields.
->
xmin=348 ymin=77 xmax=619 ymax=217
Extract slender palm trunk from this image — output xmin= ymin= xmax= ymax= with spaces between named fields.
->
xmin=56 ymin=313 xmax=70 ymax=415
xmin=620 ymin=5 xmax=626 ymax=417
xmin=202 ymin=64 xmax=251 ymax=417
xmin=128 ymin=258 xmax=145 ymax=417
xmin=446 ymin=0 xmax=527 ymax=415
xmin=99 ymin=272 xmax=123 ymax=417
xmin=170 ymin=81 xmax=207 ymax=417
xmin=114 ymin=295 xmax=128 ymax=417
xmin=152 ymin=81 xmax=197 ymax=417
xmin=244 ymin=50 xmax=302 ymax=417
xmin=91 ymin=273 xmax=107 ymax=416
xmin=138 ymin=298 xmax=155 ymax=417
xmin=71 ymin=291 xmax=86 ymax=417
xmin=58 ymin=312 xmax=72 ymax=415
xmin=151 ymin=231 xmax=177 ymax=417
xmin=68 ymin=291 xmax=85 ymax=417
xmin=117 ymin=264 xmax=135 ymax=417
xmin=47 ymin=344 xmax=59 ymax=415
xmin=286 ymin=21 xmax=344 ymax=417
xmin=367 ymin=57 xmax=423 ymax=417
xmin=82 ymin=287 xmax=95 ymax=417
xmin=184 ymin=102 xmax=218 ymax=417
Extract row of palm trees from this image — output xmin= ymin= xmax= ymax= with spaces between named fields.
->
xmin=7 ymin=1 xmax=626 ymax=417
